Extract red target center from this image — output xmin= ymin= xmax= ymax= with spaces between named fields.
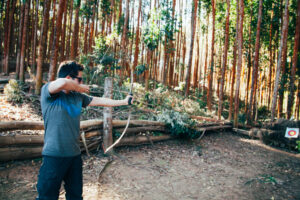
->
xmin=288 ymin=130 xmax=296 ymax=136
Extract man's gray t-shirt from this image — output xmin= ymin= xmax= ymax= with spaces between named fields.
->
xmin=41 ymin=83 xmax=93 ymax=157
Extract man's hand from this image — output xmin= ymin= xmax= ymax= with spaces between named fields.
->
xmin=126 ymin=94 xmax=134 ymax=105
xmin=77 ymin=84 xmax=90 ymax=93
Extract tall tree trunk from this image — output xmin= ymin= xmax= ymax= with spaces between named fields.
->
xmin=3 ymin=0 xmax=16 ymax=74
xmin=233 ymin=0 xmax=244 ymax=127
xmin=31 ymin=0 xmax=39 ymax=73
xmin=184 ymin=0 xmax=198 ymax=97
xmin=133 ymin=0 xmax=142 ymax=82
xmin=168 ymin=0 xmax=176 ymax=87
xmin=295 ymin=81 xmax=300 ymax=120
xmin=16 ymin=3 xmax=25 ymax=79
xmin=248 ymin=0 xmax=263 ymax=123
xmin=203 ymin=20 xmax=208 ymax=93
xmin=207 ymin=0 xmax=215 ymax=110
xmin=121 ymin=0 xmax=130 ymax=80
xmin=193 ymin=33 xmax=199 ymax=89
xmin=48 ymin=0 xmax=65 ymax=81
xmin=218 ymin=0 xmax=230 ymax=120
xmin=66 ymin=0 xmax=73 ymax=59
xmin=60 ymin=0 xmax=68 ymax=61
xmin=244 ymin=5 xmax=253 ymax=114
xmin=48 ymin=0 xmax=56 ymax=61
xmin=228 ymin=0 xmax=239 ymax=120
xmin=35 ymin=0 xmax=51 ymax=95
xmin=271 ymin=0 xmax=289 ymax=121
xmin=287 ymin=0 xmax=300 ymax=119
xmin=70 ymin=0 xmax=80 ymax=60
xmin=268 ymin=5 xmax=274 ymax=110
xmin=19 ymin=0 xmax=30 ymax=82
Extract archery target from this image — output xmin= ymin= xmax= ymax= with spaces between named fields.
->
xmin=285 ymin=128 xmax=299 ymax=138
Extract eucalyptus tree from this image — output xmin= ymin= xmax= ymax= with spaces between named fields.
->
xmin=35 ymin=0 xmax=51 ymax=94
xmin=218 ymin=0 xmax=230 ymax=120
xmin=19 ymin=0 xmax=30 ymax=82
xmin=233 ymin=0 xmax=244 ymax=127
xmin=287 ymin=0 xmax=300 ymax=119
xmin=71 ymin=0 xmax=81 ymax=59
xmin=248 ymin=0 xmax=263 ymax=123
xmin=143 ymin=6 xmax=161 ymax=90
xmin=271 ymin=0 xmax=290 ymax=121
xmin=184 ymin=0 xmax=198 ymax=97
xmin=48 ymin=0 xmax=65 ymax=81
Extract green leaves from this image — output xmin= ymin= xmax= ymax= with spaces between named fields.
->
xmin=4 ymin=80 xmax=24 ymax=103
xmin=156 ymin=110 xmax=199 ymax=139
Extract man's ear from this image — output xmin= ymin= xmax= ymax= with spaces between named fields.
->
xmin=66 ymin=75 xmax=72 ymax=80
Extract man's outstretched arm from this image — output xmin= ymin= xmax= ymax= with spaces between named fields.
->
xmin=88 ymin=95 xmax=133 ymax=107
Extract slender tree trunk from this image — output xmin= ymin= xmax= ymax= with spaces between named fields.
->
xmin=120 ymin=0 xmax=130 ymax=80
xmin=218 ymin=0 xmax=230 ymax=120
xmin=48 ymin=0 xmax=56 ymax=61
xmin=271 ymin=0 xmax=289 ymax=121
xmin=133 ymin=0 xmax=142 ymax=82
xmin=248 ymin=0 xmax=263 ymax=123
xmin=35 ymin=0 xmax=51 ymax=95
xmin=16 ymin=3 xmax=25 ymax=79
xmin=31 ymin=0 xmax=39 ymax=73
xmin=287 ymin=0 xmax=300 ymax=119
xmin=3 ymin=0 xmax=16 ymax=74
xmin=19 ymin=0 xmax=30 ymax=82
xmin=48 ymin=0 xmax=65 ymax=81
xmin=245 ymin=6 xmax=253 ymax=114
xmin=60 ymin=0 xmax=68 ymax=61
xmin=295 ymin=81 xmax=300 ymax=120
xmin=184 ymin=0 xmax=198 ymax=97
xmin=268 ymin=5 xmax=274 ymax=110
xmin=83 ymin=20 xmax=89 ymax=54
xmin=207 ymin=0 xmax=215 ymax=110
xmin=168 ymin=0 xmax=176 ymax=87
xmin=228 ymin=0 xmax=239 ymax=121
xmin=233 ymin=0 xmax=244 ymax=127
xmin=70 ymin=0 xmax=80 ymax=60
xmin=66 ymin=0 xmax=73 ymax=59
xmin=203 ymin=22 xmax=208 ymax=93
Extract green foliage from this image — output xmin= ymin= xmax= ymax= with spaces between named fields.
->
xmin=101 ymin=0 xmax=111 ymax=18
xmin=4 ymin=79 xmax=24 ymax=103
xmin=257 ymin=106 xmax=271 ymax=121
xmin=135 ymin=64 xmax=147 ymax=76
xmin=156 ymin=110 xmax=200 ymax=139
xmin=80 ymin=0 xmax=95 ymax=19
xmin=296 ymin=141 xmax=300 ymax=153
xmin=143 ymin=9 xmax=161 ymax=51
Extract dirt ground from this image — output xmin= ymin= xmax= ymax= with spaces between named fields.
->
xmin=1 ymin=132 xmax=300 ymax=200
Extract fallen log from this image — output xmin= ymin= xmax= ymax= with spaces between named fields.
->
xmin=195 ymin=125 xmax=232 ymax=132
xmin=0 ymin=121 xmax=44 ymax=131
xmin=191 ymin=115 xmax=230 ymax=123
xmin=84 ymin=125 xmax=167 ymax=138
xmin=117 ymin=134 xmax=172 ymax=146
xmin=0 ymin=134 xmax=172 ymax=161
xmin=0 ymin=147 xmax=43 ymax=162
xmin=0 ymin=120 xmax=165 ymax=131
xmin=0 ymin=135 xmax=44 ymax=146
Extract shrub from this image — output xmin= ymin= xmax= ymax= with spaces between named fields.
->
xmin=156 ymin=110 xmax=200 ymax=139
xmin=4 ymin=79 xmax=24 ymax=103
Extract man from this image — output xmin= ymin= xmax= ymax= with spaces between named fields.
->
xmin=36 ymin=61 xmax=133 ymax=200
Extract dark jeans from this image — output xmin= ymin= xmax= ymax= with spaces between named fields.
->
xmin=36 ymin=155 xmax=83 ymax=200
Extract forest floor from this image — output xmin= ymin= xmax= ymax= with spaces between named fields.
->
xmin=1 ymin=84 xmax=300 ymax=200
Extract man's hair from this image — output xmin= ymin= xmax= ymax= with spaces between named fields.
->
xmin=57 ymin=60 xmax=84 ymax=78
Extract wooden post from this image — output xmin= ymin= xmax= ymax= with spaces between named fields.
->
xmin=103 ymin=77 xmax=113 ymax=153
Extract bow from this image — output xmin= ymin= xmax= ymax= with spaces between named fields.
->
xmin=104 ymin=66 xmax=134 ymax=154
